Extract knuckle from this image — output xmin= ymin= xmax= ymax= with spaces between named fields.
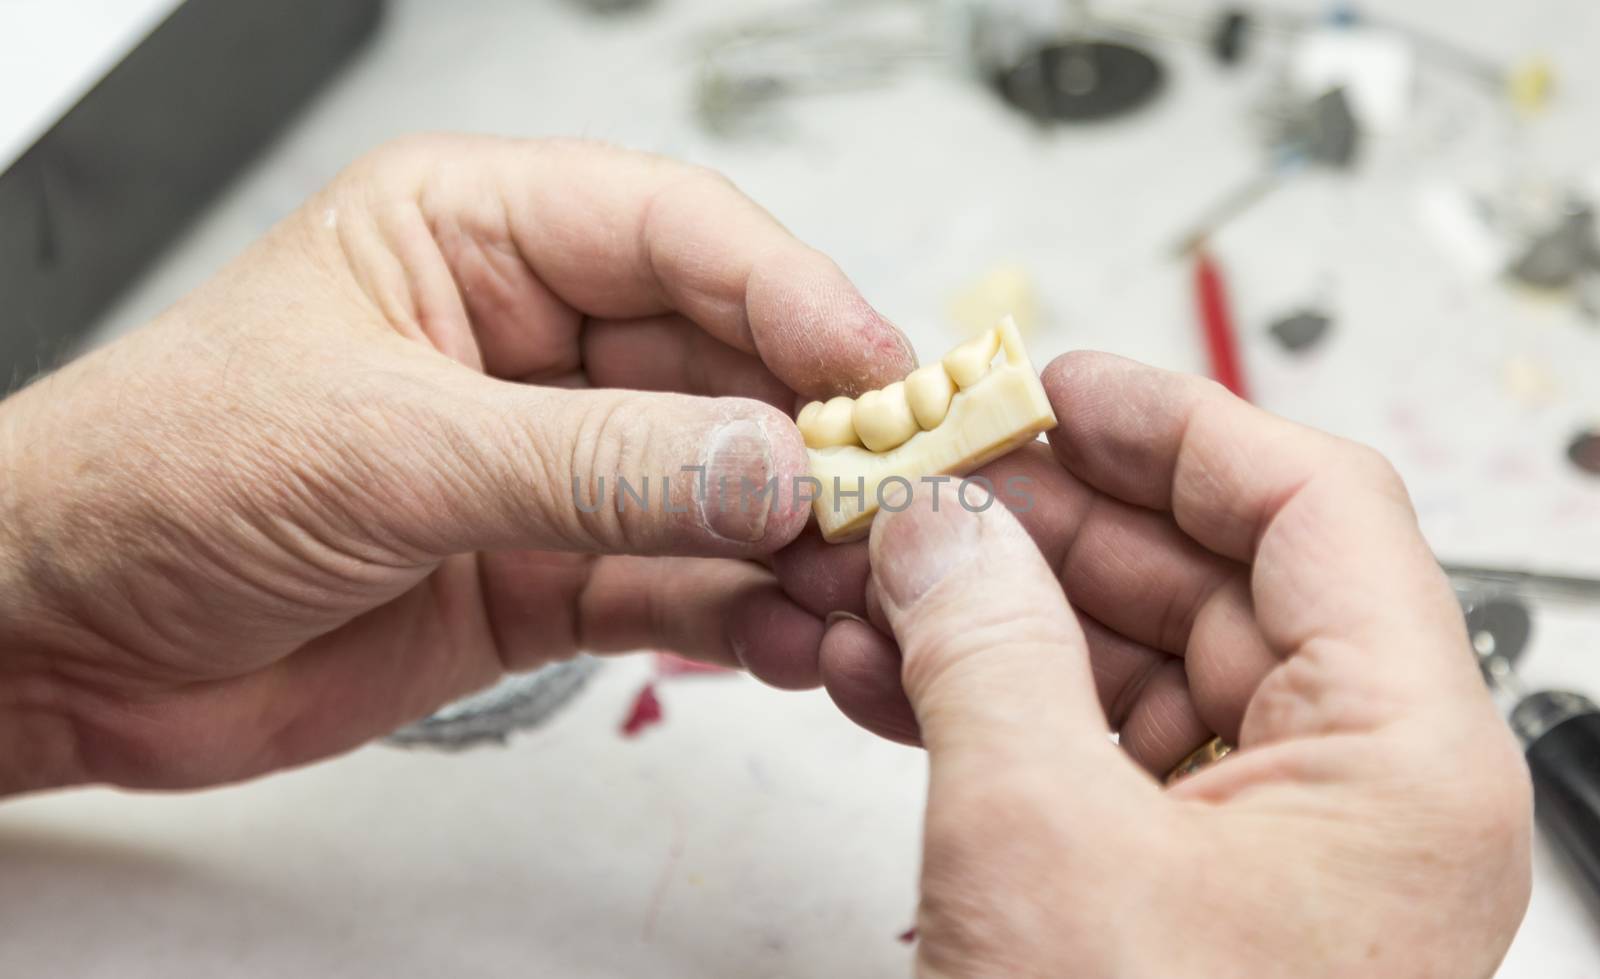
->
xmin=566 ymin=394 xmax=646 ymax=550
xmin=897 ymin=626 xmax=990 ymax=703
xmin=350 ymin=132 xmax=454 ymax=179
xmin=1186 ymin=371 xmax=1235 ymax=404
xmin=652 ymin=164 xmax=740 ymax=221
xmin=544 ymin=136 xmax=664 ymax=170
xmin=538 ymin=134 xmax=615 ymax=157
xmin=342 ymin=133 xmax=519 ymax=202
xmin=1339 ymin=441 xmax=1409 ymax=500
xmin=900 ymin=602 xmax=1062 ymax=695
xmin=676 ymin=161 xmax=737 ymax=192
xmin=366 ymin=131 xmax=438 ymax=161
xmin=899 ymin=638 xmax=973 ymax=702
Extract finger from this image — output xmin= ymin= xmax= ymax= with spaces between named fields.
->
xmin=362 ymin=136 xmax=917 ymax=394
xmin=1040 ymin=352 xmax=1474 ymax=706
xmin=771 ymin=441 xmax=1277 ymax=744
xmin=348 ymin=353 xmax=813 ymax=559
xmin=1080 ymin=616 xmax=1212 ymax=776
xmin=964 ymin=444 xmax=1278 ymax=743
xmin=477 ymin=549 xmax=824 ymax=689
xmin=981 ymin=444 xmax=1244 ymax=649
xmin=577 ymin=556 xmax=823 ymax=690
xmin=868 ymin=493 xmax=1135 ymax=788
xmin=819 ymin=616 xmax=920 ymax=745
xmin=792 ymin=442 xmax=1270 ymax=673
xmin=815 ymin=599 xmax=1217 ymax=773
xmin=581 ymin=315 xmax=793 ymax=410
xmin=120 ymin=552 xmax=827 ymax=786
xmin=771 ymin=526 xmax=871 ymax=618
xmin=1043 ymin=494 xmax=1273 ymax=745
xmin=770 ymin=443 xmax=1275 ymax=744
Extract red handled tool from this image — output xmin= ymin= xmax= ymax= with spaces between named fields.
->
xmin=1192 ymin=246 xmax=1249 ymax=400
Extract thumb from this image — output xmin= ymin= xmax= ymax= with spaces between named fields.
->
xmin=340 ymin=362 xmax=813 ymax=559
xmin=867 ymin=492 xmax=1133 ymax=786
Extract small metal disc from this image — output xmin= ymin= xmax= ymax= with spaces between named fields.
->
xmin=995 ymin=40 xmax=1164 ymax=123
xmin=1569 ymin=428 xmax=1600 ymax=476
xmin=1464 ymin=596 xmax=1534 ymax=668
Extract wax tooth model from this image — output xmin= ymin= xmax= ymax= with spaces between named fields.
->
xmin=796 ymin=396 xmax=861 ymax=448
xmin=796 ymin=316 xmax=1057 ymax=543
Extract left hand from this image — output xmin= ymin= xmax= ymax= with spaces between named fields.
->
xmin=0 ymin=136 xmax=914 ymax=794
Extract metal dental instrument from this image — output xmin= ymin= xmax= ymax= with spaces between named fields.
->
xmin=1447 ymin=564 xmax=1600 ymax=610
xmin=1464 ymin=595 xmax=1532 ymax=704
xmin=1464 ymin=595 xmax=1600 ymax=902
xmin=1170 ymin=87 xmax=1358 ymax=257
xmin=692 ymin=1 xmax=944 ymax=135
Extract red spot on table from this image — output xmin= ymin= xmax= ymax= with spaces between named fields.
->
xmin=618 ymin=652 xmax=735 ymax=739
xmin=620 ymin=683 xmax=663 ymax=738
xmin=897 ymin=926 xmax=917 ymax=944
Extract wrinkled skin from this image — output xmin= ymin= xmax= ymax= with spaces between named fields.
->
xmin=0 ymin=135 xmax=915 ymax=791
xmin=0 ymin=136 xmax=1530 ymax=977
xmin=807 ymin=356 xmax=1532 ymax=978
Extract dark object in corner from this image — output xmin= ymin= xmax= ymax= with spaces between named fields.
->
xmin=0 ymin=0 xmax=384 ymax=393
xmin=1211 ymin=9 xmax=1253 ymax=66
xmin=1569 ymin=428 xmax=1600 ymax=477
xmin=1268 ymin=308 xmax=1333 ymax=353
xmin=1297 ymin=87 xmax=1360 ymax=169
xmin=995 ymin=40 xmax=1164 ymax=124
xmin=1511 ymin=204 xmax=1600 ymax=291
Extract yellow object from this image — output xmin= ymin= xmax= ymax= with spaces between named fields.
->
xmin=904 ymin=363 xmax=957 ymax=431
xmin=942 ymin=328 xmax=1003 ymax=389
xmin=1508 ymin=57 xmax=1554 ymax=115
xmin=852 ymin=382 xmax=920 ymax=453
xmin=947 ymin=264 xmax=1040 ymax=338
xmin=799 ymin=316 xmax=1057 ymax=543
xmin=796 ymin=396 xmax=861 ymax=449
xmin=1502 ymin=354 xmax=1561 ymax=407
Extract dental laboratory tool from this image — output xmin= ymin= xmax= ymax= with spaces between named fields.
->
xmin=1447 ymin=564 xmax=1600 ymax=610
xmin=1465 ymin=595 xmax=1600 ymax=904
xmin=1192 ymin=248 xmax=1250 ymax=400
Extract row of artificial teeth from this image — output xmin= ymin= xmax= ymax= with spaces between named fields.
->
xmin=798 ymin=327 xmax=1002 ymax=452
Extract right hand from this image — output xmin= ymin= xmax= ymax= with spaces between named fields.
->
xmin=0 ymin=136 xmax=915 ymax=795
xmin=802 ymin=352 xmax=1532 ymax=978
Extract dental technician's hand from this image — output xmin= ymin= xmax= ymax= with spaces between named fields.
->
xmin=0 ymin=136 xmax=915 ymax=795
xmin=812 ymin=354 xmax=1531 ymax=978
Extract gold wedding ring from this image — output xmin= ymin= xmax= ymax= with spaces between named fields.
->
xmin=1164 ymin=735 xmax=1234 ymax=785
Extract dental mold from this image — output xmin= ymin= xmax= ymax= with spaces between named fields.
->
xmin=798 ymin=316 xmax=1057 ymax=543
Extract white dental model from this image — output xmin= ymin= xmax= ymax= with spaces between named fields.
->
xmin=797 ymin=316 xmax=1057 ymax=543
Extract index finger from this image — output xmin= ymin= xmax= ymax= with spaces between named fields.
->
xmin=433 ymin=137 xmax=915 ymax=397
xmin=1040 ymin=352 xmax=1473 ymax=695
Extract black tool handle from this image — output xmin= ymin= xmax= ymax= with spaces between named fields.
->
xmin=1515 ymin=691 xmax=1600 ymax=894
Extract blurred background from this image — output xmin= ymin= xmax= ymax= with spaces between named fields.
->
xmin=2 ymin=0 xmax=1599 ymax=975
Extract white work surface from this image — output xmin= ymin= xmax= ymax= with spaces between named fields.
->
xmin=5 ymin=0 xmax=1600 ymax=975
